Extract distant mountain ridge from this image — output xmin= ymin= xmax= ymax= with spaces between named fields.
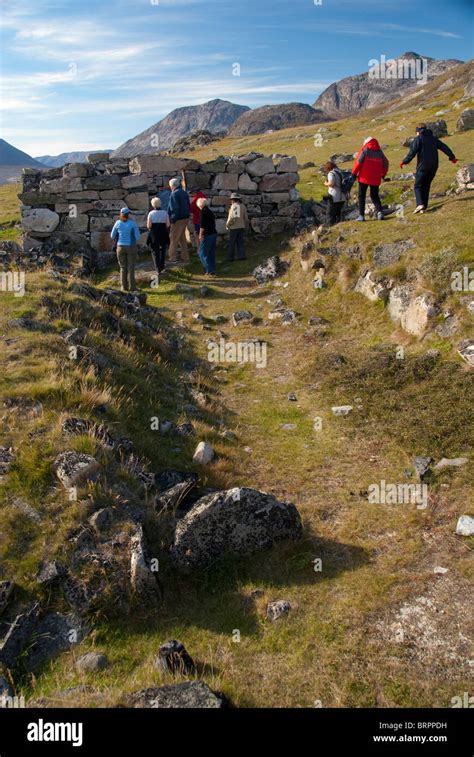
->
xmin=228 ymin=103 xmax=330 ymax=136
xmin=35 ymin=150 xmax=112 ymax=168
xmin=113 ymin=98 xmax=250 ymax=157
xmin=313 ymin=52 xmax=464 ymax=115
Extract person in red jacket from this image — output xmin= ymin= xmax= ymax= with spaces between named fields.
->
xmin=351 ymin=137 xmax=389 ymax=221
xmin=190 ymin=190 xmax=207 ymax=251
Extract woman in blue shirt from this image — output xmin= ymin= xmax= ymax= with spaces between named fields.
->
xmin=110 ymin=207 xmax=140 ymax=292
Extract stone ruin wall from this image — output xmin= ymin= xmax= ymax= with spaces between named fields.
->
xmin=19 ymin=152 xmax=302 ymax=266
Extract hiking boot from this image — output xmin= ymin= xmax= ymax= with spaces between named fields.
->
xmin=377 ymin=212 xmax=384 ymax=221
xmin=356 ymin=215 xmax=365 ymax=222
xmin=413 ymin=205 xmax=425 ymax=214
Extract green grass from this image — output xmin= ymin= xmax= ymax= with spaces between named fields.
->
xmin=1 ymin=72 xmax=473 ymax=708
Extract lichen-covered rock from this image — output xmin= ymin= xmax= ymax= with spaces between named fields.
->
xmin=125 ymin=681 xmax=228 ymax=709
xmin=53 ymin=450 xmax=100 ymax=489
xmin=355 ymin=270 xmax=391 ymax=302
xmin=232 ymin=310 xmax=253 ymax=326
xmin=129 ymin=525 xmax=162 ymax=602
xmin=24 ymin=612 xmax=86 ymax=673
xmin=0 ymin=603 xmax=41 ymax=668
xmin=0 ymin=447 xmax=15 ymax=476
xmin=456 ymin=515 xmax=474 ymax=536
xmin=253 ymin=255 xmax=289 ymax=285
xmin=192 ymin=441 xmax=214 ymax=465
xmin=455 ymin=164 xmax=474 ymax=192
xmin=267 ymin=600 xmax=291 ymax=621
xmin=76 ymin=652 xmax=109 ymax=673
xmin=155 ymin=640 xmax=196 ymax=676
xmin=171 ymin=487 xmax=302 ymax=571
xmin=456 ymin=108 xmax=474 ymax=132
xmin=36 ymin=560 xmax=66 ymax=585
xmin=372 ymin=239 xmax=415 ymax=267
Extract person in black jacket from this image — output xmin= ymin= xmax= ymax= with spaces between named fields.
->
xmin=196 ymin=198 xmax=217 ymax=276
xmin=146 ymin=197 xmax=170 ymax=281
xmin=400 ymin=123 xmax=457 ymax=213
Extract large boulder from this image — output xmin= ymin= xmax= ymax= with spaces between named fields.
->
xmin=125 ymin=681 xmax=228 ymax=708
xmin=246 ymin=156 xmax=275 ymax=177
xmin=0 ymin=603 xmax=40 ymax=668
xmin=259 ymin=172 xmax=299 ymax=192
xmin=24 ymin=612 xmax=86 ymax=672
xmin=456 ymin=109 xmax=474 ymax=132
xmin=171 ymin=487 xmax=302 ymax=571
xmin=388 ymin=286 xmax=438 ymax=336
xmin=21 ymin=208 xmax=60 ymax=236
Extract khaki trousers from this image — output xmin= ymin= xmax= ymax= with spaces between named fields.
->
xmin=168 ymin=218 xmax=190 ymax=263
xmin=117 ymin=245 xmax=137 ymax=291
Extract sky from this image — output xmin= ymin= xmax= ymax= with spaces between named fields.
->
xmin=0 ymin=0 xmax=472 ymax=156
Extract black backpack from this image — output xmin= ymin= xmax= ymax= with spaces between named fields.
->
xmin=334 ymin=168 xmax=355 ymax=198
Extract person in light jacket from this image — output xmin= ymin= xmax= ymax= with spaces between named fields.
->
xmin=323 ymin=161 xmax=345 ymax=225
xmin=226 ymin=193 xmax=248 ymax=261
xmin=111 ymin=207 xmax=140 ymax=291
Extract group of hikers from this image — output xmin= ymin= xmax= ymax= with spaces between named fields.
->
xmin=323 ymin=122 xmax=457 ymax=226
xmin=110 ymin=178 xmax=248 ymax=291
xmin=111 ymin=122 xmax=458 ymax=292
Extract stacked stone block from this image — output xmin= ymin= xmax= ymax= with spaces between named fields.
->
xmin=19 ymin=151 xmax=301 ymax=262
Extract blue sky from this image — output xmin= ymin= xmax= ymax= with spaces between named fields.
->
xmin=0 ymin=0 xmax=472 ymax=156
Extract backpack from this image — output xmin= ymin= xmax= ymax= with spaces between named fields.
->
xmin=333 ymin=168 xmax=355 ymax=198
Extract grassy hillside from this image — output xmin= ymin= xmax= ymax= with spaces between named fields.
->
xmin=0 ymin=67 xmax=472 ymax=709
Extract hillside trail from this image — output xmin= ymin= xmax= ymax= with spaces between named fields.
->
xmin=115 ymin=248 xmax=388 ymax=512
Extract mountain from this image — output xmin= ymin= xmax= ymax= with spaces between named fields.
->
xmin=0 ymin=139 xmax=44 ymax=168
xmin=35 ymin=150 xmax=112 ymax=168
xmin=0 ymin=138 xmax=45 ymax=185
xmin=227 ymin=103 xmax=329 ymax=136
xmin=112 ymin=99 xmax=250 ymax=157
xmin=313 ymin=52 xmax=464 ymax=116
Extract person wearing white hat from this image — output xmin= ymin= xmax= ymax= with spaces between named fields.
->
xmin=226 ymin=193 xmax=248 ymax=261
xmin=146 ymin=197 xmax=170 ymax=280
xmin=196 ymin=197 xmax=217 ymax=275
xmin=110 ymin=208 xmax=140 ymax=291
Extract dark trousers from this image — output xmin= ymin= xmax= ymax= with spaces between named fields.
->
xmin=151 ymin=242 xmax=167 ymax=274
xmin=327 ymin=197 xmax=345 ymax=225
xmin=199 ymin=233 xmax=217 ymax=273
xmin=228 ymin=228 xmax=246 ymax=260
xmin=358 ymin=183 xmax=382 ymax=216
xmin=414 ymin=166 xmax=437 ymax=208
